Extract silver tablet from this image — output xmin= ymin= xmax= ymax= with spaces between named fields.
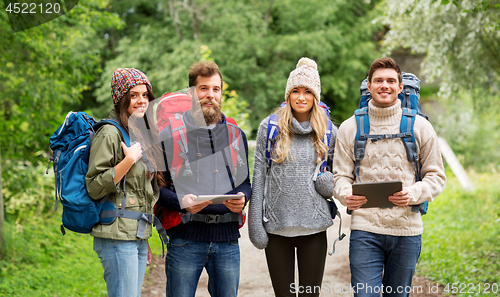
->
xmin=352 ymin=181 xmax=403 ymax=208
xmin=194 ymin=194 xmax=245 ymax=204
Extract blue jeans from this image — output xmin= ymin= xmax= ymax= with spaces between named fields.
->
xmin=349 ymin=230 xmax=422 ymax=297
xmin=165 ymin=236 xmax=240 ymax=297
xmin=93 ymin=237 xmax=148 ymax=297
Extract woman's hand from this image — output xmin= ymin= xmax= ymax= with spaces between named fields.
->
xmin=121 ymin=141 xmax=143 ymax=164
xmin=114 ymin=142 xmax=142 ymax=184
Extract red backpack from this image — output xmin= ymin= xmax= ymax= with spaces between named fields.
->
xmin=154 ymin=93 xmax=246 ymax=230
xmin=156 ymin=93 xmax=193 ymax=132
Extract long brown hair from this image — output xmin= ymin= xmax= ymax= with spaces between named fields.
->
xmin=113 ymin=85 xmax=166 ymax=187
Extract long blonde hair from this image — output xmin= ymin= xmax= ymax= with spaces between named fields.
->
xmin=271 ymin=101 xmax=330 ymax=164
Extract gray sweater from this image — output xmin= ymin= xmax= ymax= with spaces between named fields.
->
xmin=248 ymin=116 xmax=337 ymax=249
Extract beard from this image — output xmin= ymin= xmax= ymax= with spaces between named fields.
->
xmin=192 ymin=98 xmax=222 ymax=126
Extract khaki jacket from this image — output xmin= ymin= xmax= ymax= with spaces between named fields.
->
xmin=85 ymin=113 xmax=159 ymax=240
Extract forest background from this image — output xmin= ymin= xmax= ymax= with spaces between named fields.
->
xmin=0 ymin=0 xmax=499 ymax=296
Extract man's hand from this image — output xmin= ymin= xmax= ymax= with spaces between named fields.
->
xmin=182 ymin=194 xmax=212 ymax=214
xmin=346 ymin=192 xmax=367 ymax=211
xmin=223 ymin=192 xmax=246 ymax=213
xmin=388 ymin=188 xmax=410 ymax=206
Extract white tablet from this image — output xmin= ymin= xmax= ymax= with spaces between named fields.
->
xmin=194 ymin=194 xmax=245 ymax=204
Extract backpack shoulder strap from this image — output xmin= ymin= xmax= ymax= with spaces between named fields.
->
xmin=225 ymin=117 xmax=241 ymax=173
xmin=400 ymin=108 xmax=429 ymax=214
xmin=400 ymin=108 xmax=418 ymax=163
xmin=354 ymin=107 xmax=369 ymax=182
xmin=169 ymin=113 xmax=191 ymax=178
xmin=94 ymin=119 xmax=131 ymax=147
xmin=265 ymin=114 xmax=280 ymax=167
xmin=318 ymin=101 xmax=331 ymax=117
xmin=319 ymin=119 xmax=334 ymax=172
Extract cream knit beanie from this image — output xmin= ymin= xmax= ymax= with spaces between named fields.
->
xmin=285 ymin=57 xmax=321 ymax=103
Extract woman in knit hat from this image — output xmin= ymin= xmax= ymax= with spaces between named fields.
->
xmin=248 ymin=58 xmax=338 ymax=297
xmin=86 ymin=68 xmax=164 ymax=297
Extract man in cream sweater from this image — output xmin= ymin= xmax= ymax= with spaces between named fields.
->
xmin=333 ymin=57 xmax=446 ymax=297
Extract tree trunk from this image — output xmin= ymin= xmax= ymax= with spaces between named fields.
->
xmin=187 ymin=0 xmax=200 ymax=40
xmin=167 ymin=0 xmax=183 ymax=40
xmin=264 ymin=0 xmax=274 ymax=33
xmin=0 ymin=145 xmax=5 ymax=259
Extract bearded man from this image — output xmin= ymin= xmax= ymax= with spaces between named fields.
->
xmin=157 ymin=60 xmax=252 ymax=297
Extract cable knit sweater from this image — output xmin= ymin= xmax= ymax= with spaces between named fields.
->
xmin=248 ymin=116 xmax=337 ymax=250
xmin=333 ymin=100 xmax=446 ymax=236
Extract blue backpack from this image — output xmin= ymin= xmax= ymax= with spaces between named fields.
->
xmin=48 ymin=112 xmax=168 ymax=242
xmin=265 ymin=101 xmax=345 ymax=254
xmin=355 ymin=72 xmax=428 ymax=215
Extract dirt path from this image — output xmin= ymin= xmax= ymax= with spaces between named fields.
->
xmin=142 ymin=204 xmax=445 ymax=296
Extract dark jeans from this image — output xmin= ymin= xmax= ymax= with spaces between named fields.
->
xmin=165 ymin=236 xmax=240 ymax=297
xmin=349 ymin=230 xmax=422 ymax=297
xmin=265 ymin=231 xmax=327 ymax=297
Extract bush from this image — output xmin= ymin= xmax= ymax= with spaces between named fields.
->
xmin=2 ymin=160 xmax=54 ymax=222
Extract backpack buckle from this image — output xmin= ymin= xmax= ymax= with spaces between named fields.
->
xmin=204 ymin=214 xmax=220 ymax=224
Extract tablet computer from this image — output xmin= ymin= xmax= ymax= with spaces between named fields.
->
xmin=352 ymin=181 xmax=403 ymax=209
xmin=194 ymin=194 xmax=245 ymax=204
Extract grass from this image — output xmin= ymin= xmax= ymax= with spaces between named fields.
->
xmin=417 ymin=171 xmax=500 ymax=296
xmin=0 ymin=214 xmax=107 ymax=297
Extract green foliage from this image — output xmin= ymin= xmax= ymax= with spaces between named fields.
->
xmin=383 ymin=0 xmax=500 ymax=172
xmin=0 ymin=215 xmax=106 ymax=296
xmin=0 ymin=0 xmax=122 ymax=164
xmin=221 ymin=82 xmax=251 ymax=136
xmin=418 ymin=172 xmax=500 ymax=295
xmin=383 ymin=0 xmax=500 ymax=99
xmin=1 ymin=161 xmax=54 ymax=222
xmin=94 ymin=0 xmax=384 ymax=135
xmin=0 ymin=0 xmax=123 ymax=224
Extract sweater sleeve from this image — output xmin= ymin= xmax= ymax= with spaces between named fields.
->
xmin=406 ymin=118 xmax=447 ymax=205
xmin=332 ymin=117 xmax=357 ymax=206
xmin=248 ymin=118 xmax=270 ymax=249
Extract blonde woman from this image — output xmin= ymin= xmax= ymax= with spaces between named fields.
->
xmin=248 ymin=57 xmax=337 ymax=297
